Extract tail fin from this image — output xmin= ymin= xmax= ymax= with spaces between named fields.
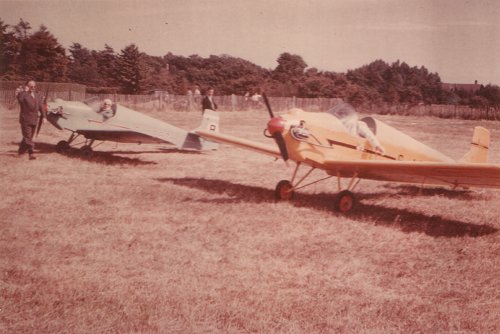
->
xmin=181 ymin=110 xmax=219 ymax=151
xmin=197 ymin=110 xmax=219 ymax=134
xmin=460 ymin=126 xmax=489 ymax=163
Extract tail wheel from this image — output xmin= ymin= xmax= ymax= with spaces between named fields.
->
xmin=275 ymin=180 xmax=294 ymax=200
xmin=335 ymin=190 xmax=355 ymax=213
xmin=56 ymin=140 xmax=70 ymax=153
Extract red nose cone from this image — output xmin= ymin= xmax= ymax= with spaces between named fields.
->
xmin=267 ymin=116 xmax=285 ymax=135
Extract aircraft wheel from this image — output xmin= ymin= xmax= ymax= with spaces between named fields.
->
xmin=80 ymin=145 xmax=93 ymax=157
xmin=275 ymin=180 xmax=294 ymax=200
xmin=335 ymin=190 xmax=355 ymax=213
xmin=56 ymin=140 xmax=70 ymax=153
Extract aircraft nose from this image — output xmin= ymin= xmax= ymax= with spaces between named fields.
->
xmin=267 ymin=116 xmax=285 ymax=135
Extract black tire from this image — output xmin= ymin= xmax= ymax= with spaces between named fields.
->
xmin=275 ymin=180 xmax=294 ymax=200
xmin=334 ymin=190 xmax=355 ymax=213
xmin=56 ymin=140 xmax=70 ymax=153
xmin=80 ymin=145 xmax=93 ymax=157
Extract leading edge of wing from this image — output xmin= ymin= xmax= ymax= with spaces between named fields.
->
xmin=323 ymin=159 xmax=500 ymax=189
xmin=76 ymin=129 xmax=168 ymax=144
xmin=195 ymin=130 xmax=281 ymax=159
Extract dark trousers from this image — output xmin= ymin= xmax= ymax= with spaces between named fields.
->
xmin=19 ymin=122 xmax=36 ymax=154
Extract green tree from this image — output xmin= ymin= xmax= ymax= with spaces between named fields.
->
xmin=94 ymin=44 xmax=118 ymax=87
xmin=115 ymin=44 xmax=147 ymax=94
xmin=13 ymin=18 xmax=31 ymax=40
xmin=274 ymin=52 xmax=307 ymax=77
xmin=0 ymin=19 xmax=22 ymax=78
xmin=141 ymin=54 xmax=172 ymax=93
xmin=67 ymin=43 xmax=100 ymax=85
xmin=477 ymin=84 xmax=500 ymax=108
xmin=17 ymin=24 xmax=67 ymax=81
xmin=272 ymin=53 xmax=307 ymax=92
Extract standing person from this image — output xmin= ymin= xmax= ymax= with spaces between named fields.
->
xmin=251 ymin=91 xmax=262 ymax=109
xmin=17 ymin=80 xmax=46 ymax=160
xmin=193 ymin=85 xmax=201 ymax=105
xmin=186 ymin=89 xmax=193 ymax=111
xmin=201 ymin=87 xmax=218 ymax=114
xmin=243 ymin=91 xmax=250 ymax=110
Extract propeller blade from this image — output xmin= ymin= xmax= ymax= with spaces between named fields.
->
xmin=35 ymin=116 xmax=43 ymax=137
xmin=262 ymin=93 xmax=275 ymax=119
xmin=263 ymin=93 xmax=288 ymax=160
xmin=274 ymin=132 xmax=289 ymax=161
xmin=36 ymin=86 xmax=49 ymax=137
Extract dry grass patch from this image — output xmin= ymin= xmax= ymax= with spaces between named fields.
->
xmin=1 ymin=105 xmax=500 ymax=333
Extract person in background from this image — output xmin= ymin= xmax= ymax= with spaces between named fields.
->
xmin=201 ymin=87 xmax=218 ymax=114
xmin=251 ymin=91 xmax=262 ymax=109
xmin=186 ymin=89 xmax=193 ymax=111
xmin=193 ymin=85 xmax=201 ymax=106
xmin=17 ymin=80 xmax=46 ymax=160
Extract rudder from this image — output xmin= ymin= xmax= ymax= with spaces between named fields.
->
xmin=181 ymin=110 xmax=219 ymax=151
xmin=460 ymin=126 xmax=489 ymax=163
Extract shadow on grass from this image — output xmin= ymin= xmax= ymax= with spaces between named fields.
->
xmin=35 ymin=142 xmax=157 ymax=166
xmin=112 ymin=147 xmax=203 ymax=155
xmin=158 ymin=177 xmax=498 ymax=238
xmin=380 ymin=184 xmax=483 ymax=200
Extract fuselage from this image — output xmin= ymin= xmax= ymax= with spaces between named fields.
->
xmin=278 ymin=108 xmax=454 ymax=166
xmin=45 ymin=99 xmax=218 ymax=150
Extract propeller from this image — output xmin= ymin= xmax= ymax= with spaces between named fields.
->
xmin=262 ymin=93 xmax=289 ymax=161
xmin=36 ymin=85 xmax=49 ymax=137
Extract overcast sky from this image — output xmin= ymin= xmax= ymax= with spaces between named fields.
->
xmin=2 ymin=0 xmax=499 ymax=85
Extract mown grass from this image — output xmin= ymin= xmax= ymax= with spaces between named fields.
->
xmin=1 ymin=104 xmax=499 ymax=333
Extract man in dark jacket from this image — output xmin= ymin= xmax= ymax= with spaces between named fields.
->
xmin=17 ymin=80 xmax=46 ymax=160
xmin=201 ymin=87 xmax=218 ymax=114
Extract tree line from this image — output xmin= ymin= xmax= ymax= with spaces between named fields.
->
xmin=1 ymin=18 xmax=499 ymax=109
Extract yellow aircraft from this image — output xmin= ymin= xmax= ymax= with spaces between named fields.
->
xmin=196 ymin=94 xmax=500 ymax=213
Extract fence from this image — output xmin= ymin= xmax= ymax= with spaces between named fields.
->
xmin=1 ymin=89 xmax=499 ymax=120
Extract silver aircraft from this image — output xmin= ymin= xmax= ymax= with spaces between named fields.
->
xmin=45 ymin=98 xmax=219 ymax=155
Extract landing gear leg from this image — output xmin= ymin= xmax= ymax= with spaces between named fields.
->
xmin=274 ymin=163 xmax=333 ymax=202
xmin=333 ymin=172 xmax=360 ymax=213
xmin=56 ymin=132 xmax=78 ymax=154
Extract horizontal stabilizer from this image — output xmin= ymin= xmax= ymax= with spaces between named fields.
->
xmin=195 ymin=130 xmax=281 ymax=159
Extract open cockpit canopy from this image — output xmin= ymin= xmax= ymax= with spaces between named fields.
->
xmin=326 ymin=102 xmax=358 ymax=121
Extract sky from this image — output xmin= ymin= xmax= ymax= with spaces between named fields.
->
xmin=1 ymin=0 xmax=500 ymax=85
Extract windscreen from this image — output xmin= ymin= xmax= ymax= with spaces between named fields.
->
xmin=84 ymin=96 xmax=103 ymax=113
xmin=326 ymin=102 xmax=358 ymax=120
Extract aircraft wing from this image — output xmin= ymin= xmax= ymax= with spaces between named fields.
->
xmin=322 ymin=159 xmax=500 ymax=189
xmin=75 ymin=129 xmax=167 ymax=144
xmin=195 ymin=130 xmax=281 ymax=159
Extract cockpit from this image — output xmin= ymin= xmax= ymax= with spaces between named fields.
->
xmin=84 ymin=97 xmax=117 ymax=119
xmin=327 ymin=102 xmax=377 ymax=136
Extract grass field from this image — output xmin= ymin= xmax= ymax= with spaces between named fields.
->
xmin=1 ymin=104 xmax=500 ymax=333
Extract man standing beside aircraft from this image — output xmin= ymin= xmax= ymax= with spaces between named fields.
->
xmin=17 ymin=80 xmax=46 ymax=160
xmin=201 ymin=87 xmax=218 ymax=114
